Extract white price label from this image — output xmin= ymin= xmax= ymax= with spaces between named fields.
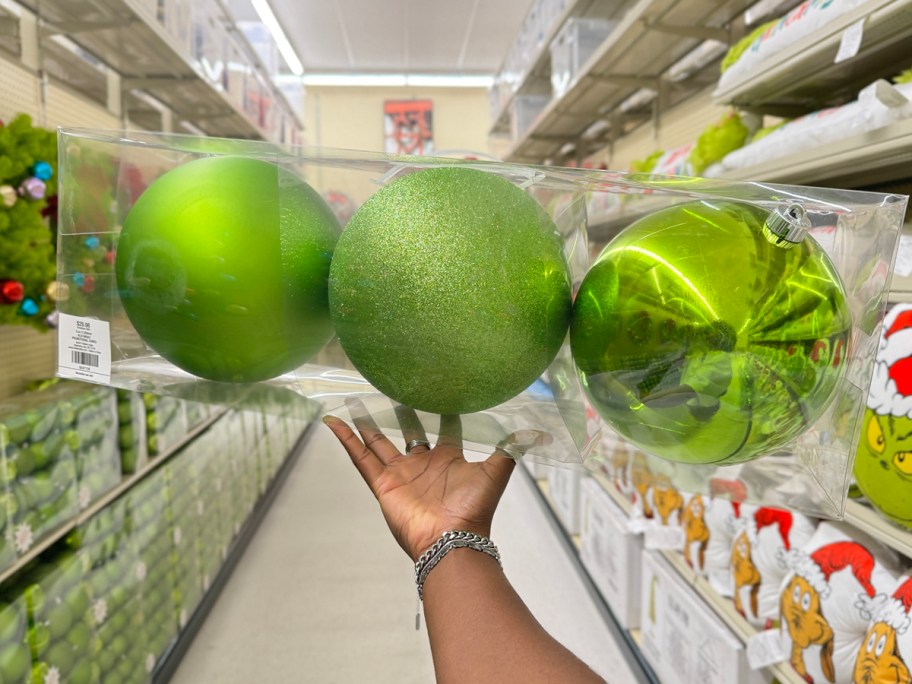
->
xmin=627 ymin=515 xmax=647 ymax=535
xmin=834 ymin=18 xmax=865 ymax=64
xmin=894 ymin=234 xmax=912 ymax=278
xmin=746 ymin=629 xmax=787 ymax=670
xmin=644 ymin=523 xmax=685 ymax=550
xmin=57 ymin=313 xmax=111 ymax=383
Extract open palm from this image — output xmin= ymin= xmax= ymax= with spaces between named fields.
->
xmin=324 ymin=406 xmax=539 ymax=561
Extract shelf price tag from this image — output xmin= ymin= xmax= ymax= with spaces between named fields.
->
xmin=58 ymin=313 xmax=111 ymax=383
xmin=834 ymin=18 xmax=865 ymax=64
xmin=894 ymin=234 xmax=912 ymax=278
xmin=746 ymin=629 xmax=787 ymax=670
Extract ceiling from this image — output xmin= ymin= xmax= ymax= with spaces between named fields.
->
xmin=225 ymin=0 xmax=536 ymax=76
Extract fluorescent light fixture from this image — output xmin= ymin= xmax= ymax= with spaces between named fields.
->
xmin=582 ymin=119 xmax=610 ymax=140
xmin=250 ymin=0 xmax=304 ymax=76
xmin=745 ymin=0 xmax=799 ymax=25
xmin=299 ymin=73 xmax=494 ymax=88
xmin=667 ymin=40 xmax=727 ymax=82
xmin=559 ymin=142 xmax=577 ymax=156
xmin=619 ymin=88 xmax=656 ymax=113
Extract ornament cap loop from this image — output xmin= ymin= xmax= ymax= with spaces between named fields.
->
xmin=763 ymin=204 xmax=810 ymax=248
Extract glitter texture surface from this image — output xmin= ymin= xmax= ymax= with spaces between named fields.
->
xmin=571 ymin=199 xmax=851 ymax=464
xmin=117 ymin=156 xmax=340 ymax=382
xmin=329 ymin=167 xmax=572 ymax=414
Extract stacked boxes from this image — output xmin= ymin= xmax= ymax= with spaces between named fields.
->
xmin=141 ymin=395 xmax=187 ymax=459
xmin=116 ymin=391 xmax=146 ymax=476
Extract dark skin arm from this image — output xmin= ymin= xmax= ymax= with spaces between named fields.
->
xmin=323 ymin=409 xmax=604 ymax=684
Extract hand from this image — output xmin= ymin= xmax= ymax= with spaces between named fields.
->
xmin=323 ymin=402 xmax=548 ymax=561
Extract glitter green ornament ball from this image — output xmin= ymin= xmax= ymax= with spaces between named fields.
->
xmin=116 ymin=156 xmax=340 ymax=383
xmin=571 ymin=200 xmax=851 ymax=465
xmin=329 ymin=167 xmax=572 ymax=414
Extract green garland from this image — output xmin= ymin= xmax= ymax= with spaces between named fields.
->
xmin=0 ymin=115 xmax=57 ymax=330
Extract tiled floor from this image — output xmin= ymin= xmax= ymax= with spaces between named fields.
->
xmin=170 ymin=423 xmax=640 ymax=683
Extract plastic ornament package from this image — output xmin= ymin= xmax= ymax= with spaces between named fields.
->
xmin=54 ymin=130 xmax=905 ymax=513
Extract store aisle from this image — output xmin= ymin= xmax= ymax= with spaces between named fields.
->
xmin=171 ymin=424 xmax=639 ymax=684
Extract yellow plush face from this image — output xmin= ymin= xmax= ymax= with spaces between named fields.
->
xmin=853 ymin=622 xmax=910 ymax=684
xmin=781 ymin=575 xmax=827 ymax=648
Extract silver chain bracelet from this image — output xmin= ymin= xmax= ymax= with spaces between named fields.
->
xmin=415 ymin=530 xmax=501 ymax=601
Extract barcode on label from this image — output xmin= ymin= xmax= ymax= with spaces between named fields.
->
xmin=71 ymin=350 xmax=100 ymax=367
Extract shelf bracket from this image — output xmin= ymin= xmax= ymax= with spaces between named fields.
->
xmin=644 ymin=22 xmax=729 ymax=43
xmin=107 ymin=68 xmax=123 ymax=120
xmin=40 ymin=17 xmax=136 ymax=37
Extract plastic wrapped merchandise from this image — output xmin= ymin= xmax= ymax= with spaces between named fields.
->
xmin=716 ymin=0 xmax=870 ymax=93
xmin=709 ymin=80 xmax=912 ymax=176
xmin=729 ymin=505 xmax=817 ymax=627
xmin=550 ymin=18 xmax=616 ymax=98
xmin=116 ymin=389 xmax=147 ymax=475
xmin=853 ymin=574 xmax=912 ymax=684
xmin=0 ymin=597 xmax=31 ymax=684
xmin=778 ymin=522 xmax=902 ymax=684
xmin=854 ymin=303 xmax=912 ymax=531
xmin=703 ymin=497 xmax=743 ymax=596
xmin=56 ymin=131 xmax=905 ymax=515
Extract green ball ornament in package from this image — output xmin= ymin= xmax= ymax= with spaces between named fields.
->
xmin=572 ymin=199 xmax=851 ymax=465
xmin=854 ymin=304 xmax=912 ymax=530
xmin=116 ymin=156 xmax=340 ymax=383
xmin=329 ymin=167 xmax=572 ymax=415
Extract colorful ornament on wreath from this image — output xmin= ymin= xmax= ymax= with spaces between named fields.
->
xmin=854 ymin=303 xmax=912 ymax=530
xmin=19 ymin=177 xmax=45 ymax=200
xmin=0 ymin=184 xmax=17 ymax=207
xmin=1 ymin=279 xmax=25 ymax=304
xmin=32 ymin=161 xmax=53 ymax=181
xmin=779 ymin=523 xmax=900 ymax=684
xmin=18 ymin=298 xmax=38 ymax=316
xmin=571 ymin=200 xmax=851 ymax=465
xmin=854 ymin=575 xmax=912 ymax=684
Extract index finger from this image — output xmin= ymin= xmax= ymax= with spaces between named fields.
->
xmin=323 ymin=415 xmax=384 ymax=494
xmin=346 ymin=397 xmax=401 ymax=465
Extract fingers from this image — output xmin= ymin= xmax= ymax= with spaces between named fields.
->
xmin=323 ymin=415 xmax=384 ymax=493
xmin=394 ymin=404 xmax=431 ymax=454
xmin=346 ymin=397 xmax=401 ymax=465
xmin=437 ymin=414 xmax=463 ymax=449
xmin=485 ymin=429 xmax=553 ymax=484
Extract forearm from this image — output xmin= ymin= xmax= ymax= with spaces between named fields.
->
xmin=422 ymin=548 xmax=604 ymax=684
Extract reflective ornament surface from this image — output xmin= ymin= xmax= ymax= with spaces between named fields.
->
xmin=329 ymin=167 xmax=572 ymax=414
xmin=117 ymin=156 xmax=340 ymax=382
xmin=571 ymin=200 xmax=851 ymax=464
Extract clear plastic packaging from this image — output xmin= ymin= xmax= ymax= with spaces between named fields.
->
xmin=55 ymin=129 xmax=906 ymax=518
xmin=550 ymin=17 xmax=615 ymax=98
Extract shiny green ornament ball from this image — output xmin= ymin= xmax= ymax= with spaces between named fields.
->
xmin=571 ymin=200 xmax=851 ymax=465
xmin=854 ymin=409 xmax=912 ymax=529
xmin=329 ymin=167 xmax=572 ymax=414
xmin=117 ymin=156 xmax=340 ymax=383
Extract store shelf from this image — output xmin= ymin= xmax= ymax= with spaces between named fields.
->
xmin=717 ymin=116 xmax=912 ymax=187
xmin=0 ymin=408 xmax=226 ymax=586
xmin=844 ymin=498 xmax=912 ymax=561
xmin=12 ymin=0 xmax=300 ymax=140
xmin=504 ymin=0 xmax=754 ymax=164
xmin=713 ymin=0 xmax=912 ymax=117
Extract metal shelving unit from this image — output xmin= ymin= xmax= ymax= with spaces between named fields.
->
xmin=504 ymin=0 xmax=755 ymax=164
xmin=713 ymin=0 xmax=912 ymax=117
xmin=6 ymin=0 xmax=302 ymax=141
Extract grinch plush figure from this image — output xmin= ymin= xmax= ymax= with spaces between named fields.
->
xmin=855 ymin=305 xmax=912 ymax=530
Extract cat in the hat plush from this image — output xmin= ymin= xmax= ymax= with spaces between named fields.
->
xmin=681 ymin=494 xmax=709 ymax=571
xmin=855 ymin=304 xmax=912 ymax=530
xmin=780 ymin=527 xmax=898 ymax=684
xmin=652 ymin=474 xmax=684 ymax=526
xmin=853 ymin=576 xmax=912 ymax=684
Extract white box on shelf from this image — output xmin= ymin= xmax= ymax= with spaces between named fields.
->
xmin=547 ymin=463 xmax=581 ymax=534
xmin=550 ymin=18 xmax=616 ymax=98
xmin=579 ymin=476 xmax=642 ymax=628
xmin=640 ymin=550 xmax=762 ymax=684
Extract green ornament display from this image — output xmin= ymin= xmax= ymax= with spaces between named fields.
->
xmin=329 ymin=167 xmax=572 ymax=414
xmin=116 ymin=156 xmax=340 ymax=383
xmin=571 ymin=199 xmax=851 ymax=464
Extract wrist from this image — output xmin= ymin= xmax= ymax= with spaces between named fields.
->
xmin=414 ymin=530 xmax=501 ymax=601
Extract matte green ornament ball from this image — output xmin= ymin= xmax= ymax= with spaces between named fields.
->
xmin=329 ymin=167 xmax=572 ymax=414
xmin=854 ymin=409 xmax=912 ymax=529
xmin=571 ymin=200 xmax=851 ymax=464
xmin=116 ymin=156 xmax=340 ymax=383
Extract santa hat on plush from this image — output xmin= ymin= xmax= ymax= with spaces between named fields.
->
xmin=730 ymin=506 xmax=816 ymax=627
xmin=779 ymin=522 xmax=899 ymax=684
xmin=854 ymin=575 xmax=912 ymax=683
xmin=868 ymin=304 xmax=912 ymax=417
